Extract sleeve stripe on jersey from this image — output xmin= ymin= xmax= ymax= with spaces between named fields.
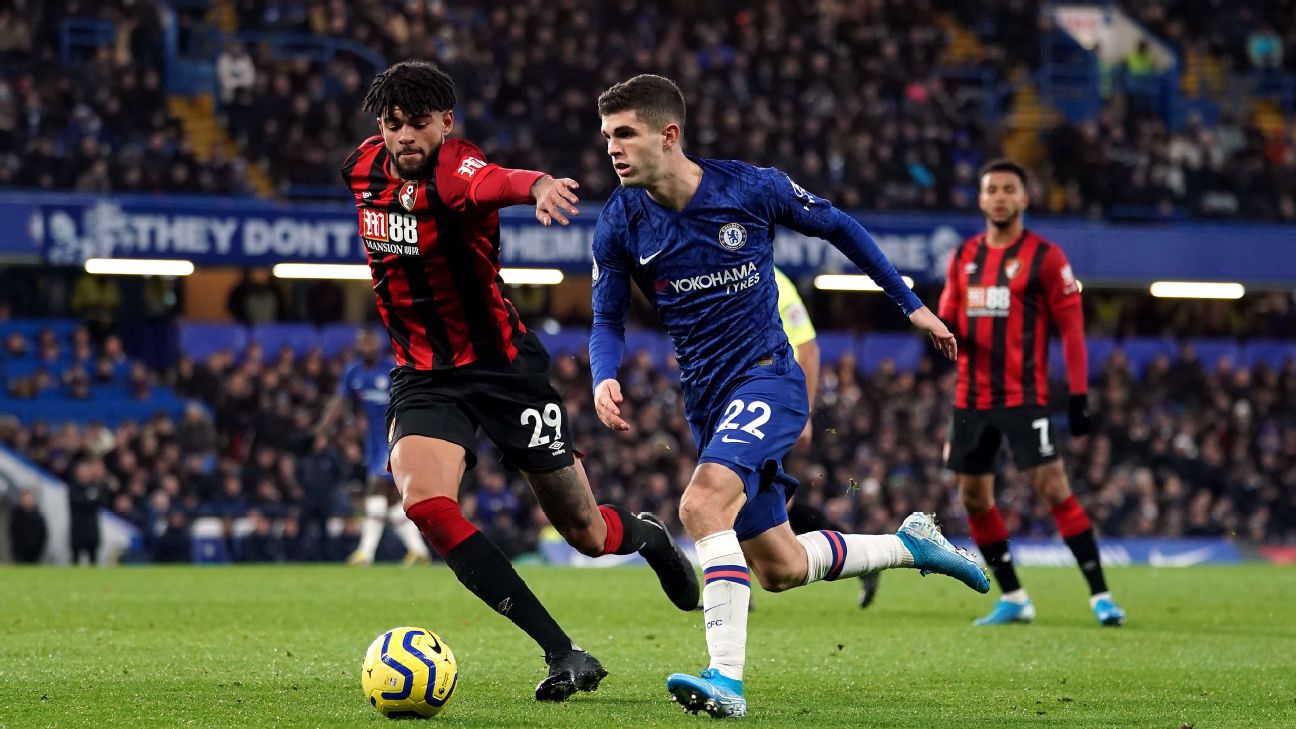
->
xmin=1020 ymin=240 xmax=1050 ymax=407
xmin=988 ymin=234 xmax=1027 ymax=409
xmin=425 ymin=185 xmax=511 ymax=363
xmin=962 ymin=241 xmax=991 ymax=410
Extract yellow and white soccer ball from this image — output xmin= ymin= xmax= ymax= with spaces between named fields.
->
xmin=361 ymin=626 xmax=459 ymax=719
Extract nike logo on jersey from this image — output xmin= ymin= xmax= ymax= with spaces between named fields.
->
xmin=720 ymin=435 xmax=749 ymax=444
xmin=639 ymin=249 xmax=664 ymax=265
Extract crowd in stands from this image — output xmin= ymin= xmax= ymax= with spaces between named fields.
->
xmin=3 ymin=312 xmax=1296 ymax=564
xmin=2 ymin=0 xmax=1293 ymax=220
xmin=0 ymin=0 xmax=250 ymax=194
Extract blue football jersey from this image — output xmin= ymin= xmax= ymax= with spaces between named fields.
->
xmin=591 ymin=157 xmax=922 ymax=421
xmin=340 ymin=359 xmax=395 ymax=476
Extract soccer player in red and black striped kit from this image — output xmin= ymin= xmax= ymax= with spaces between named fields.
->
xmin=938 ymin=160 xmax=1125 ymax=627
xmin=342 ymin=61 xmax=699 ymax=700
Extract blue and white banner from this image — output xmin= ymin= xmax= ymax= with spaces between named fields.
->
xmin=539 ymin=534 xmax=1241 ymax=567
xmin=4 ymin=190 xmax=1295 ymax=284
xmin=949 ymin=537 xmax=1242 ymax=567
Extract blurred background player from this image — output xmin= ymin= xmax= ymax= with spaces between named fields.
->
xmin=591 ymin=74 xmax=988 ymax=719
xmin=343 ymin=61 xmax=698 ymax=702
xmin=938 ymin=160 xmax=1125 ymax=627
xmin=316 ymin=329 xmax=430 ymax=567
xmin=777 ymin=266 xmax=881 ymax=609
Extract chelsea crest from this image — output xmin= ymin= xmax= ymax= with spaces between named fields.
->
xmin=718 ymin=222 xmax=747 ymax=251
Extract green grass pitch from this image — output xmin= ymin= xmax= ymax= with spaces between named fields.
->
xmin=1 ymin=565 xmax=1293 ymax=727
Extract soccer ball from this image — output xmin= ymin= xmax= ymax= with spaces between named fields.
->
xmin=361 ymin=626 xmax=459 ymax=719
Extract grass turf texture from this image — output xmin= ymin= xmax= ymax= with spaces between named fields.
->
xmin=1 ymin=565 xmax=1293 ymax=728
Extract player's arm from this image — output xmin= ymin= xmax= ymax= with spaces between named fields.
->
xmin=314 ymin=365 xmax=356 ymax=435
xmin=776 ymin=268 xmax=819 ymax=448
xmin=765 ymin=171 xmax=956 ymax=360
xmin=589 ymin=209 xmax=632 ymax=431
xmin=936 ymin=244 xmax=964 ymax=335
xmin=1043 ymin=247 xmax=1092 ymax=435
xmin=314 ymin=394 xmax=348 ymax=436
xmin=436 ymin=139 xmax=579 ymax=225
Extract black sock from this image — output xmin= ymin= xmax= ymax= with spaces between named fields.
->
xmin=1064 ymin=528 xmax=1109 ymax=595
xmin=601 ymin=504 xmax=668 ymax=556
xmin=978 ymin=539 xmax=1023 ymax=594
xmin=788 ymin=501 xmax=846 ymax=534
xmin=444 ymin=532 xmax=573 ymax=656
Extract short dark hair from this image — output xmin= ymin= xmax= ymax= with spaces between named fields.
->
xmin=362 ymin=60 xmax=456 ymax=118
xmin=597 ymin=74 xmax=686 ymax=130
xmin=978 ymin=159 xmax=1028 ymax=187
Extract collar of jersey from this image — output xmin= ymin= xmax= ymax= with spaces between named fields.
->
xmin=641 ymin=155 xmax=712 ymax=216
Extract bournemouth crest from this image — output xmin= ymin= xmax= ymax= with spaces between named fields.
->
xmin=398 ymin=180 xmax=418 ymax=211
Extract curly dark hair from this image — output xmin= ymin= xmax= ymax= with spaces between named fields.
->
xmin=362 ymin=60 xmax=457 ymax=118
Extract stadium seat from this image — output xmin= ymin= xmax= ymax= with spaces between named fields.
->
xmin=320 ymin=323 xmax=361 ymax=357
xmin=1241 ymin=340 xmax=1296 ymax=369
xmin=857 ymin=333 xmax=924 ymax=374
xmin=0 ymin=318 xmax=80 ymax=344
xmin=250 ymin=324 xmax=321 ymax=357
xmin=179 ymin=322 xmax=248 ymax=361
xmin=1117 ymin=338 xmax=1179 ymax=377
xmin=815 ymin=332 xmax=856 ymax=365
xmin=1050 ymin=336 xmax=1115 ymax=379
xmin=1187 ymin=338 xmax=1240 ymax=371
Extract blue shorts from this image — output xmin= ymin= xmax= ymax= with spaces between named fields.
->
xmin=366 ymin=426 xmax=392 ymax=480
xmin=689 ymin=364 xmax=809 ymax=541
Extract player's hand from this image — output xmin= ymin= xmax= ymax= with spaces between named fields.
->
xmin=594 ymin=378 xmax=631 ymax=431
xmin=1068 ymin=393 xmax=1093 ymax=436
xmin=533 ymin=175 xmax=580 ymax=227
xmin=909 ymin=306 xmax=957 ymax=361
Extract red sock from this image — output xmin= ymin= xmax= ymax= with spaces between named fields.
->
xmin=968 ymin=506 xmax=1010 ymax=546
xmin=405 ymin=496 xmax=478 ymax=557
xmin=1051 ymin=495 xmax=1092 ymax=538
xmin=598 ymin=505 xmax=625 ymax=556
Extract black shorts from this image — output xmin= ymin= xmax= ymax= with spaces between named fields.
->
xmin=945 ymin=407 xmax=1060 ymax=475
xmin=386 ymin=331 xmax=576 ymax=474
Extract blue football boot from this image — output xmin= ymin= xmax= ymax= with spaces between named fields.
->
xmin=895 ymin=512 xmax=991 ymax=593
xmin=1092 ymin=595 xmax=1126 ymax=626
xmin=667 ymin=668 xmax=747 ymax=718
xmin=974 ymin=598 xmax=1037 ymax=626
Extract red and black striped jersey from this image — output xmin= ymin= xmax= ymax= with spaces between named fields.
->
xmin=341 ymin=136 xmax=530 ymax=370
xmin=938 ymin=230 xmax=1085 ymax=410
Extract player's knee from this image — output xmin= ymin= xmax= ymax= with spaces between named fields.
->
xmin=958 ymin=484 xmax=994 ymax=515
xmin=751 ymin=562 xmax=800 ymax=592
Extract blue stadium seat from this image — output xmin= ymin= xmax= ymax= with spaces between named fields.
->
xmin=815 ymin=332 xmax=856 ymax=365
xmin=1241 ymin=340 xmax=1296 ymax=369
xmin=1050 ymin=336 xmax=1115 ymax=379
xmin=251 ymin=324 xmax=321 ymax=357
xmin=1117 ymin=338 xmax=1179 ymax=377
xmin=179 ymin=322 xmax=248 ymax=361
xmin=320 ymin=323 xmax=361 ymax=357
xmin=0 ymin=318 xmax=80 ymax=345
xmin=1187 ymin=338 xmax=1240 ymax=370
xmin=857 ymin=333 xmax=924 ymax=374
xmin=534 ymin=327 xmax=589 ymax=360
xmin=624 ymin=330 xmax=671 ymax=367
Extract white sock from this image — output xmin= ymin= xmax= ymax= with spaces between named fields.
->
xmin=1003 ymin=589 xmax=1030 ymax=604
xmin=796 ymin=530 xmax=913 ymax=585
xmin=356 ymin=495 xmax=387 ymax=560
xmin=1088 ymin=591 xmax=1111 ymax=609
xmin=696 ymin=530 xmax=750 ymax=682
xmin=390 ymin=503 xmax=429 ymax=557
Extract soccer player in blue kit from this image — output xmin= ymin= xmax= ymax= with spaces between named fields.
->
xmin=317 ymin=329 xmax=430 ymax=566
xmin=589 ymin=75 xmax=991 ymax=718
